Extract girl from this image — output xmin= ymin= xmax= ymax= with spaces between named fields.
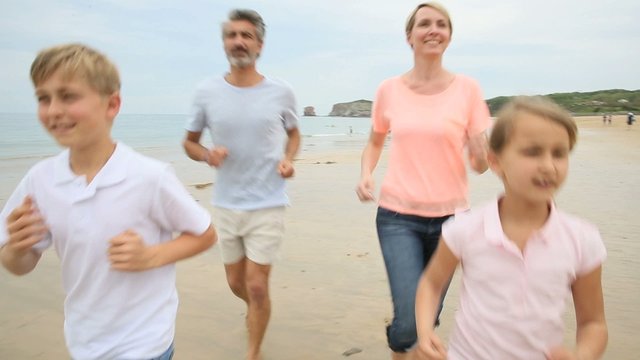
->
xmin=414 ymin=96 xmax=608 ymax=359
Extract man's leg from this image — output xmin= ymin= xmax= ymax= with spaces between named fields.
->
xmin=245 ymin=260 xmax=271 ymax=360
xmin=224 ymin=258 xmax=248 ymax=303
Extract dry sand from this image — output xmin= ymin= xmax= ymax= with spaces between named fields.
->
xmin=0 ymin=116 xmax=638 ymax=359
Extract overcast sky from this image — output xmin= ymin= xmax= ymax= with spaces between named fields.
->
xmin=1 ymin=0 xmax=639 ymax=115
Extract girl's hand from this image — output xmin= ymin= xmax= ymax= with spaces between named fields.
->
xmin=415 ymin=333 xmax=447 ymax=360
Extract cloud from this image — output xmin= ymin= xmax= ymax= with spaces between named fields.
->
xmin=1 ymin=1 xmax=638 ymax=114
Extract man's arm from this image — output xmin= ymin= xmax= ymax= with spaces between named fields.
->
xmin=278 ymin=127 xmax=301 ymax=178
xmin=183 ymin=131 xmax=228 ymax=167
xmin=183 ymin=131 xmax=208 ymax=162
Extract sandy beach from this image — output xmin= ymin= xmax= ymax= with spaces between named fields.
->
xmin=0 ymin=115 xmax=638 ymax=359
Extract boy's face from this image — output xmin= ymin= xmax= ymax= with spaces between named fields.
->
xmin=489 ymin=113 xmax=571 ymax=205
xmin=35 ymin=69 xmax=120 ymax=151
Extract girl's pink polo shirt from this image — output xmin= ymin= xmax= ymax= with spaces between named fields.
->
xmin=442 ymin=198 xmax=606 ymax=359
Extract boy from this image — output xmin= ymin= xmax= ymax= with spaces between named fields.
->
xmin=0 ymin=43 xmax=216 ymax=359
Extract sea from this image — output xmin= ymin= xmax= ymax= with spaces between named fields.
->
xmin=0 ymin=113 xmax=372 ymax=160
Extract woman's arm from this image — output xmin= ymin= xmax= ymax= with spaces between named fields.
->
xmin=356 ymin=129 xmax=386 ymax=201
xmin=467 ymin=132 xmax=489 ymax=174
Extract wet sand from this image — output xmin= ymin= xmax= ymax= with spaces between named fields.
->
xmin=0 ymin=116 xmax=638 ymax=359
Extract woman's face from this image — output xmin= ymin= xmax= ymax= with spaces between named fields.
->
xmin=407 ymin=6 xmax=451 ymax=56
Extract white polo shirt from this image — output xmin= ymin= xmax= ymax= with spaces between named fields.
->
xmin=442 ymin=198 xmax=606 ymax=359
xmin=0 ymin=143 xmax=211 ymax=359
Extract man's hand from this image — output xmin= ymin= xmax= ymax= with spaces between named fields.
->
xmin=278 ymin=159 xmax=295 ymax=178
xmin=205 ymin=147 xmax=229 ymax=167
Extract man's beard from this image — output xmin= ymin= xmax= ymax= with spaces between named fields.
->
xmin=227 ymin=52 xmax=259 ymax=68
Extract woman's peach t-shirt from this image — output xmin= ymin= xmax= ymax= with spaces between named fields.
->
xmin=372 ymin=74 xmax=490 ymax=217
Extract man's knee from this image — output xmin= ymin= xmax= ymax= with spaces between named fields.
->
xmin=246 ymin=279 xmax=269 ymax=304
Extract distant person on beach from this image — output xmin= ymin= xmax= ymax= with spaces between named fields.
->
xmin=0 ymin=43 xmax=216 ymax=359
xmin=628 ymin=112 xmax=635 ymax=128
xmin=183 ymin=9 xmax=300 ymax=360
xmin=414 ymin=96 xmax=608 ymax=360
xmin=602 ymin=113 xmax=607 ymax=124
xmin=355 ymin=3 xmax=491 ymax=359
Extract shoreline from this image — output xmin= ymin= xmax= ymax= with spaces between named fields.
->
xmin=0 ymin=116 xmax=638 ymax=359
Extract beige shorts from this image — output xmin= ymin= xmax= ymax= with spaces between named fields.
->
xmin=213 ymin=206 xmax=286 ymax=265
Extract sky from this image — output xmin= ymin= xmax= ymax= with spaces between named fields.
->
xmin=1 ymin=0 xmax=639 ymax=116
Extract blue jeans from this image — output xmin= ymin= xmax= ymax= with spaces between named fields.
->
xmin=150 ymin=343 xmax=174 ymax=360
xmin=376 ymin=207 xmax=452 ymax=353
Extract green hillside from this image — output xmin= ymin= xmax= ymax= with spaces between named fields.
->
xmin=487 ymin=89 xmax=640 ymax=116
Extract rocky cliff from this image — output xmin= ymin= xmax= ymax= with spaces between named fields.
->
xmin=329 ymin=99 xmax=372 ymax=117
xmin=303 ymin=106 xmax=316 ymax=116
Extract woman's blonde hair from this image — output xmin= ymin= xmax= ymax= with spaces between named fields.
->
xmin=30 ymin=43 xmax=121 ymax=96
xmin=405 ymin=2 xmax=453 ymax=37
xmin=490 ymin=96 xmax=578 ymax=153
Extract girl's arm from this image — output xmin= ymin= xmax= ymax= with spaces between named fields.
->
xmin=547 ymin=266 xmax=608 ymax=360
xmin=415 ymin=237 xmax=460 ymax=359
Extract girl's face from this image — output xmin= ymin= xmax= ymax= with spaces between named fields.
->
xmin=489 ymin=113 xmax=571 ymax=206
xmin=407 ymin=6 xmax=451 ymax=56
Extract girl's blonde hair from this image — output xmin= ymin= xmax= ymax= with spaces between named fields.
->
xmin=30 ymin=43 xmax=120 ymax=96
xmin=490 ymin=96 xmax=578 ymax=153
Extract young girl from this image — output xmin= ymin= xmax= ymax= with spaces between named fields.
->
xmin=414 ymin=96 xmax=608 ymax=359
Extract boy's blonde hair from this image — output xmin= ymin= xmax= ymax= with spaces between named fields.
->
xmin=405 ymin=2 xmax=453 ymax=38
xmin=30 ymin=43 xmax=120 ymax=96
xmin=490 ymin=96 xmax=578 ymax=153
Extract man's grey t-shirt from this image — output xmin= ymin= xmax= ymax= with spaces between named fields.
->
xmin=186 ymin=76 xmax=299 ymax=210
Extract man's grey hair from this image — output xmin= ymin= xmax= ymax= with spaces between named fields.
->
xmin=223 ymin=9 xmax=266 ymax=43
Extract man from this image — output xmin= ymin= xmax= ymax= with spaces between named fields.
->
xmin=183 ymin=9 xmax=300 ymax=360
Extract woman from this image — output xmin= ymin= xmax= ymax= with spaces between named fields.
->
xmin=356 ymin=3 xmax=491 ymax=359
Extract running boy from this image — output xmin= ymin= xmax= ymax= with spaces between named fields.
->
xmin=0 ymin=43 xmax=217 ymax=359
xmin=414 ymin=96 xmax=608 ymax=359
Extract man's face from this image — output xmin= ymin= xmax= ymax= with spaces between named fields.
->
xmin=223 ymin=20 xmax=263 ymax=68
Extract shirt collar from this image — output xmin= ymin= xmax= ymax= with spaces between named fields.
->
xmin=53 ymin=142 xmax=128 ymax=188
xmin=484 ymin=195 xmax=559 ymax=246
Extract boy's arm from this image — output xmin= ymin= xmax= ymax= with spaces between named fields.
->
xmin=547 ymin=266 xmax=608 ymax=360
xmin=1 ymin=196 xmax=46 ymax=275
xmin=109 ymin=225 xmax=216 ymax=271
xmin=415 ymin=237 xmax=459 ymax=359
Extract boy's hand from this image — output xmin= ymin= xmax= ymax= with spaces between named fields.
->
xmin=415 ymin=333 xmax=447 ymax=360
xmin=278 ymin=159 xmax=295 ymax=178
xmin=4 ymin=196 xmax=48 ymax=256
xmin=108 ymin=230 xmax=157 ymax=271
xmin=205 ymin=147 xmax=228 ymax=167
